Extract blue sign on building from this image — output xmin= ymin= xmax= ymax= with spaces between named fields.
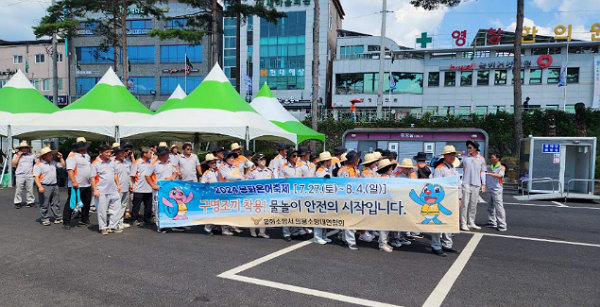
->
xmin=542 ymin=143 xmax=560 ymax=153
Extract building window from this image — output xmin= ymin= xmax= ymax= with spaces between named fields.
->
xmin=339 ymin=45 xmax=364 ymax=59
xmin=160 ymin=45 xmax=202 ymax=63
xmin=57 ymin=78 xmax=63 ymax=91
xmin=259 ymin=11 xmax=306 ymax=90
xmin=77 ymin=47 xmax=115 ymax=64
xmin=329 ymin=14 xmax=332 ymax=29
xmin=460 ymin=71 xmax=472 ymax=86
xmin=442 ymin=106 xmax=455 ymax=116
xmin=160 ymin=76 xmax=203 ymax=95
xmin=546 ymin=105 xmax=559 ymax=110
xmin=0 ymin=80 xmax=6 ymax=88
xmin=511 ymin=69 xmax=524 ymax=84
xmin=529 ymin=69 xmax=542 ymax=84
xmin=477 ymin=71 xmax=489 ymax=85
xmin=360 ymin=72 xmax=423 ymax=94
xmin=531 ymin=47 xmax=561 ymax=55
xmin=166 ymin=18 xmax=188 ymax=29
xmin=35 ymin=54 xmax=45 ymax=63
xmin=126 ymin=19 xmax=151 ymax=34
xmin=567 ymin=67 xmax=579 ymax=83
xmin=127 ymin=46 xmax=155 ymax=63
xmin=565 ymin=105 xmax=576 ymax=114
xmin=547 ymin=68 xmax=560 ymax=84
xmin=57 ymin=53 xmax=63 ymax=62
xmin=491 ymin=105 xmax=506 ymax=114
xmin=444 ymin=72 xmax=455 ymax=86
xmin=336 ymin=73 xmax=364 ymax=94
xmin=32 ymin=79 xmax=40 ymax=90
xmin=13 ymin=55 xmax=23 ymax=64
xmin=42 ymin=79 xmax=50 ymax=91
xmin=128 ymin=77 xmax=154 ymax=94
xmin=459 ymin=106 xmax=471 ymax=115
xmin=76 ymin=77 xmax=100 ymax=94
xmin=476 ymin=106 xmax=488 ymax=115
xmin=494 ymin=70 xmax=507 ymax=85
xmin=568 ymin=46 xmax=598 ymax=54
xmin=428 ymin=72 xmax=439 ymax=87
xmin=426 ymin=106 xmax=438 ymax=115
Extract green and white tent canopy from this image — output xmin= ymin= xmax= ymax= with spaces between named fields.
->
xmin=155 ymin=85 xmax=186 ymax=113
xmin=0 ymin=69 xmax=59 ymax=137
xmin=120 ymin=64 xmax=296 ymax=144
xmin=13 ymin=67 xmax=152 ymax=139
xmin=250 ymin=83 xmax=324 ymax=143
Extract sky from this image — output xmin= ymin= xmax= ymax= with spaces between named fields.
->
xmin=0 ymin=0 xmax=599 ymax=48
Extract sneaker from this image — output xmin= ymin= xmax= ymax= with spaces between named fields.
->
xmin=306 ymin=228 xmax=313 ymax=234
xmin=14 ymin=204 xmax=21 ymax=209
xmin=54 ymin=219 xmax=63 ymax=224
xmin=460 ymin=225 xmax=470 ymax=231
xmin=313 ymin=238 xmax=327 ymax=245
xmin=258 ymin=233 xmax=270 ymax=239
xmin=62 ymin=224 xmax=71 ymax=230
xmin=120 ymin=223 xmax=131 ymax=229
xmin=431 ymin=249 xmax=447 ymax=257
xmin=90 ymin=206 xmax=97 ymax=213
xmin=324 ymin=237 xmax=332 ymax=243
xmin=298 ymin=229 xmax=307 ymax=236
xmin=78 ymin=220 xmax=91 ymax=227
xmin=379 ymin=244 xmax=393 ymax=253
xmin=390 ymin=241 xmax=403 ymax=248
xmin=222 ymin=229 xmax=234 ymax=236
xmin=348 ymin=244 xmax=359 ymax=251
xmin=468 ymin=224 xmax=482 ymax=230
xmin=133 ymin=221 xmax=144 ymax=227
xmin=497 ymin=228 xmax=507 ymax=232
xmin=442 ymin=246 xmax=461 ymax=254
xmin=101 ymin=229 xmax=109 ymax=235
xmin=399 ymin=239 xmax=412 ymax=246
xmin=113 ymin=229 xmax=123 ymax=234
xmin=107 ymin=229 xmax=114 ymax=233
xmin=42 ymin=220 xmax=51 ymax=226
xmin=484 ymin=223 xmax=497 ymax=228
xmin=283 ymin=236 xmax=292 ymax=242
xmin=232 ymin=227 xmax=242 ymax=234
xmin=358 ymin=233 xmax=373 ymax=242
xmin=250 ymin=232 xmax=257 ymax=238
xmin=204 ymin=226 xmax=213 ymax=235
xmin=371 ymin=231 xmax=379 ymax=237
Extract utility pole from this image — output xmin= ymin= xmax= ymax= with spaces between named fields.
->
xmin=51 ymin=0 xmax=59 ymax=106
xmin=310 ymin=0 xmax=320 ymax=151
xmin=376 ymin=0 xmax=389 ymax=119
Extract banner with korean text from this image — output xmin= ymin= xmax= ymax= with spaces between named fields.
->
xmin=156 ymin=176 xmax=460 ymax=232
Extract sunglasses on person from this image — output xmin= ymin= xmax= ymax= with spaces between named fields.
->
xmin=290 ymin=155 xmax=298 ymax=158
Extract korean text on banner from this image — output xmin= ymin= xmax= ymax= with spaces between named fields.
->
xmin=156 ymin=176 xmax=460 ymax=233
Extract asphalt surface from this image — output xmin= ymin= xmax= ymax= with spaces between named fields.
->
xmin=0 ymin=188 xmax=599 ymax=307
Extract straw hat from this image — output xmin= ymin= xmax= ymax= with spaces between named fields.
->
xmin=37 ymin=147 xmax=57 ymax=158
xmin=398 ymin=158 xmax=415 ymax=169
xmin=76 ymin=137 xmax=91 ymax=144
xmin=318 ymin=151 xmax=333 ymax=162
xmin=158 ymin=142 xmax=168 ymax=148
xmin=230 ymin=143 xmax=242 ymax=151
xmin=376 ymin=159 xmax=397 ymax=171
xmin=204 ymin=153 xmax=218 ymax=162
xmin=373 ymin=151 xmax=383 ymax=160
xmin=340 ymin=153 xmax=348 ymax=163
xmin=72 ymin=137 xmax=91 ymax=151
xmin=15 ymin=141 xmax=32 ymax=149
xmin=361 ymin=153 xmax=379 ymax=165
xmin=439 ymin=145 xmax=461 ymax=156
xmin=111 ymin=142 xmax=120 ymax=149
xmin=170 ymin=144 xmax=179 ymax=150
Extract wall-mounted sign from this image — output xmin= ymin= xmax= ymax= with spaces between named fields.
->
xmin=0 ymin=69 xmax=17 ymax=76
xmin=162 ymin=66 xmax=199 ymax=74
xmin=440 ymin=56 xmax=554 ymax=71
xmin=76 ymin=70 xmax=101 ymax=75
xmin=542 ymin=143 xmax=560 ymax=153
xmin=44 ymin=95 xmax=68 ymax=106
xmin=260 ymin=68 xmax=305 ymax=77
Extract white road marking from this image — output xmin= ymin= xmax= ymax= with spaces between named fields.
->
xmin=422 ymin=233 xmax=483 ymax=307
xmin=477 ymin=232 xmax=600 ymax=248
xmin=551 ymin=201 xmax=568 ymax=208
xmin=218 ymin=230 xmax=402 ymax=307
xmin=504 ymin=202 xmax=600 ymax=210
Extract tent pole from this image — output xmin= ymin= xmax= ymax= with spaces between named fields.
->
xmin=245 ymin=126 xmax=249 ymax=149
xmin=193 ymin=133 xmax=199 ymax=151
xmin=115 ymin=126 xmax=120 ymax=143
xmin=8 ymin=125 xmax=13 ymax=188
xmin=253 ymin=139 xmax=255 ymax=152
xmin=205 ymin=142 xmax=210 ymax=153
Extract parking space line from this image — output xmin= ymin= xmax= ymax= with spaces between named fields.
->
xmin=422 ymin=234 xmax=483 ymax=307
xmin=477 ymin=232 xmax=600 ymax=248
xmin=551 ymin=201 xmax=568 ymax=208
xmin=504 ymin=202 xmax=600 ymax=210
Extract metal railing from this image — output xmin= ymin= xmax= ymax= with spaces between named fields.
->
xmin=565 ymin=179 xmax=600 ymax=202
xmin=520 ymin=177 xmax=562 ymax=197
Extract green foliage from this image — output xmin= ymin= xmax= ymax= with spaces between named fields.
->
xmin=409 ymin=0 xmax=467 ymax=10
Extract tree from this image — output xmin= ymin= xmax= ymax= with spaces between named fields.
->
xmin=310 ymin=0 xmax=319 ymax=151
xmin=35 ymin=0 xmax=165 ymax=84
xmin=148 ymin=0 xmax=286 ymax=91
xmin=410 ymin=0 xmax=525 ymax=158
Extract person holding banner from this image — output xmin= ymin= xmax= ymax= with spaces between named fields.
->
xmin=414 ymin=152 xmax=432 ymax=179
xmin=359 ymin=153 xmax=380 ymax=243
xmin=145 ymin=147 xmax=179 ymax=231
xmin=212 ymin=147 xmax=225 ymax=169
xmin=200 ymin=153 xmax=221 ymax=236
xmin=218 ymin=150 xmax=244 ymax=236
xmin=374 ymin=158 xmax=397 ymax=253
xmin=90 ymin=144 xmax=122 ymax=235
xmin=34 ymin=147 xmax=64 ymax=226
xmin=247 ymin=154 xmax=273 ymax=239
xmin=299 ymin=147 xmax=316 ymax=178
xmin=268 ymin=144 xmax=288 ymax=178
xmin=396 ymin=159 xmax=418 ymax=179
xmin=113 ymin=146 xmax=132 ymax=230
xmin=461 ymin=140 xmax=486 ymax=231
xmin=431 ymin=145 xmax=462 ymax=257
xmin=332 ymin=147 xmax=346 ymax=170
xmin=230 ymin=143 xmax=249 ymax=176
xmin=178 ymin=143 xmax=202 ymax=182
xmin=279 ymin=149 xmax=305 ymax=241
xmin=63 ymin=137 xmax=92 ymax=230
xmin=130 ymin=147 xmax=154 ymax=227
xmin=338 ymin=150 xmax=361 ymax=251
xmin=313 ymin=151 xmax=334 ymax=245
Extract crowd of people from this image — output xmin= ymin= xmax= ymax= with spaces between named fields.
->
xmin=12 ymin=137 xmax=507 ymax=257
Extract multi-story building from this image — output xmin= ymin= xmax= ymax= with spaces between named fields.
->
xmin=70 ymin=1 xmax=222 ymax=109
xmin=332 ymin=29 xmax=600 ymax=121
xmin=231 ymin=0 xmax=344 ymax=120
xmin=0 ymin=39 xmax=69 ymax=106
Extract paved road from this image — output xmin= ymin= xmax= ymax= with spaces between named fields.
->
xmin=0 ymin=188 xmax=598 ymax=307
